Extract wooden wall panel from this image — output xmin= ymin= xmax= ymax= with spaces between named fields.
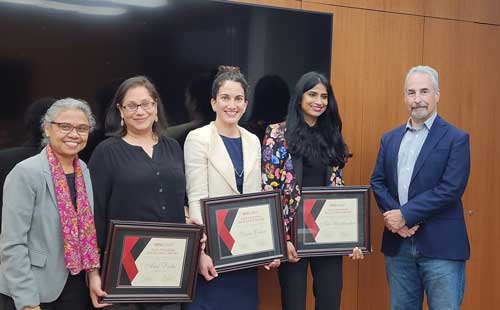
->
xmin=228 ymin=1 xmax=500 ymax=310
xmin=424 ymin=0 xmax=500 ymax=26
xmin=423 ymin=17 xmax=500 ymax=309
xmin=229 ymin=0 xmax=301 ymax=9
xmin=302 ymin=0 xmax=424 ymax=15
xmin=304 ymin=0 xmax=500 ymax=25
xmin=304 ymin=3 xmax=424 ymax=310
xmin=258 ymin=269 xmax=282 ymax=310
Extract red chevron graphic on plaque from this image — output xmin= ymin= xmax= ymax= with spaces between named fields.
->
xmin=304 ymin=199 xmax=320 ymax=239
xmin=122 ymin=236 xmax=139 ymax=282
xmin=216 ymin=209 xmax=235 ymax=251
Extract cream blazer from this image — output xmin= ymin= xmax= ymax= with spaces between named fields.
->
xmin=184 ymin=122 xmax=261 ymax=223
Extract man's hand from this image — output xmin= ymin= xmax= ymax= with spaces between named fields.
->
xmin=395 ymin=225 xmax=420 ymax=238
xmin=383 ymin=209 xmax=406 ymax=232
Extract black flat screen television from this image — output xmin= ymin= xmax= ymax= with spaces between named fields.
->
xmin=0 ymin=0 xmax=333 ymax=153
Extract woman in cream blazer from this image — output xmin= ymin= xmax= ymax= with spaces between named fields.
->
xmin=184 ymin=121 xmax=261 ymax=222
xmin=183 ymin=66 xmax=270 ymax=310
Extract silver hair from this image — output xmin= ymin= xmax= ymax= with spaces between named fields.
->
xmin=40 ymin=98 xmax=96 ymax=146
xmin=404 ymin=65 xmax=439 ymax=92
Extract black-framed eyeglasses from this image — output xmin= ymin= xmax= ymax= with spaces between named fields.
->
xmin=120 ymin=100 xmax=156 ymax=113
xmin=51 ymin=122 xmax=91 ymax=135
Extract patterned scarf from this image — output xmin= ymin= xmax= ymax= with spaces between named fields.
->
xmin=46 ymin=145 xmax=100 ymax=275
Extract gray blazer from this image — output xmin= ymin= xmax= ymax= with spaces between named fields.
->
xmin=0 ymin=147 xmax=94 ymax=309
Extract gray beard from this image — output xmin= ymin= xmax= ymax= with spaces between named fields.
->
xmin=411 ymin=109 xmax=430 ymax=121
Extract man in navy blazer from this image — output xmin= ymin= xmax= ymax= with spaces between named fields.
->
xmin=371 ymin=65 xmax=470 ymax=310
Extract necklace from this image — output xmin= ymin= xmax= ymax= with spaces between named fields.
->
xmin=234 ymin=167 xmax=244 ymax=178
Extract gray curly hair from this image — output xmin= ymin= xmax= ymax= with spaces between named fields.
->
xmin=40 ymin=98 xmax=96 ymax=146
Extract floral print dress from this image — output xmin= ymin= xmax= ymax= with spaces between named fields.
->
xmin=261 ymin=122 xmax=344 ymax=232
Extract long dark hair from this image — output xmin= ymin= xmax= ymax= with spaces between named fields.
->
xmin=285 ymin=71 xmax=348 ymax=168
xmin=105 ymin=75 xmax=168 ymax=137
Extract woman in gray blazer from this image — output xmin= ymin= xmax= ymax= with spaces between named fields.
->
xmin=0 ymin=98 xmax=107 ymax=310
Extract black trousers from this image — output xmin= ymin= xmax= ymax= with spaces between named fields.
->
xmin=278 ymin=256 xmax=343 ymax=310
xmin=0 ymin=272 xmax=91 ymax=310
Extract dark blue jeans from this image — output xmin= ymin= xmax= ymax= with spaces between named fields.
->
xmin=385 ymin=237 xmax=466 ymax=310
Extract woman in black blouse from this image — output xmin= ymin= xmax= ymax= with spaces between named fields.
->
xmin=88 ymin=76 xmax=185 ymax=310
xmin=262 ymin=72 xmax=363 ymax=310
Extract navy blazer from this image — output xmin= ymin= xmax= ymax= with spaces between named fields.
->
xmin=371 ymin=115 xmax=470 ymax=260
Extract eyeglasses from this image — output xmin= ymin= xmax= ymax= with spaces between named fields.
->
xmin=51 ymin=122 xmax=91 ymax=135
xmin=121 ymin=100 xmax=156 ymax=112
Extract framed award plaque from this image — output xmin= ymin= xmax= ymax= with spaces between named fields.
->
xmin=100 ymin=220 xmax=203 ymax=303
xmin=201 ymin=190 xmax=287 ymax=273
xmin=292 ymin=186 xmax=372 ymax=257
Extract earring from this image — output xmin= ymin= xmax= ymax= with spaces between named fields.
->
xmin=120 ymin=118 xmax=124 ymax=127
xmin=155 ymin=116 xmax=158 ymax=122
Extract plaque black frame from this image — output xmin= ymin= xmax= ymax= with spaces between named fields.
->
xmin=292 ymin=186 xmax=372 ymax=257
xmin=100 ymin=220 xmax=203 ymax=303
xmin=201 ymin=190 xmax=287 ymax=273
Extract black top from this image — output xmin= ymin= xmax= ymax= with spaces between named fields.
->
xmin=220 ymin=135 xmax=244 ymax=194
xmin=65 ymin=173 xmax=77 ymax=208
xmin=302 ymin=156 xmax=326 ymax=187
xmin=88 ymin=136 xmax=186 ymax=249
